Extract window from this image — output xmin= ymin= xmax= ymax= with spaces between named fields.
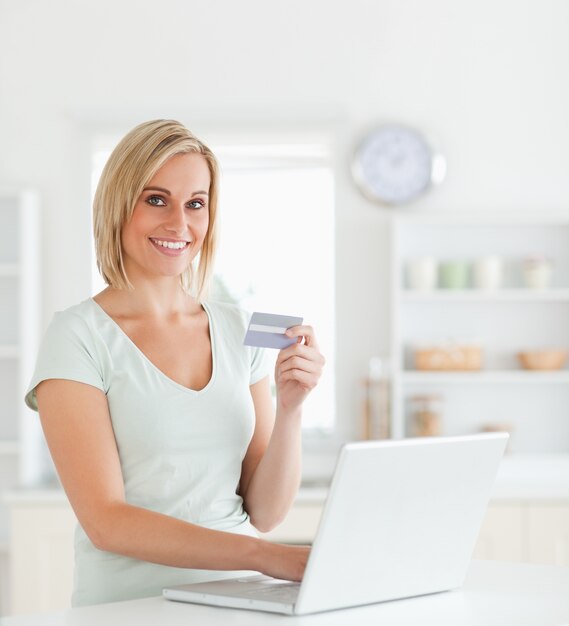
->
xmin=90 ymin=134 xmax=335 ymax=432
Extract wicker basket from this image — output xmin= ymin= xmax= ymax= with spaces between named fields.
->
xmin=414 ymin=344 xmax=483 ymax=371
xmin=517 ymin=349 xmax=569 ymax=371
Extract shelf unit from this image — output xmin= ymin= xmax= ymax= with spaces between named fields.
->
xmin=389 ymin=213 xmax=569 ymax=455
xmin=402 ymin=288 xmax=569 ymax=302
xmin=401 ymin=371 xmax=569 ymax=385
xmin=0 ymin=189 xmax=40 ymax=545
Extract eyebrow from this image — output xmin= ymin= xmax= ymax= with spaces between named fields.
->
xmin=143 ymin=186 xmax=209 ymax=196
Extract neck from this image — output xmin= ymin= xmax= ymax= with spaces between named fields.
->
xmin=97 ymin=276 xmax=200 ymax=320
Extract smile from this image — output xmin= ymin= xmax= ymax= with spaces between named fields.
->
xmin=149 ymin=238 xmax=190 ymax=250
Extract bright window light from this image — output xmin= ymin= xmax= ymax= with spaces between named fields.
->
xmin=213 ymin=145 xmax=335 ymax=432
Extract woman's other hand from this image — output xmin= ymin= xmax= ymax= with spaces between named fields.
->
xmin=274 ymin=325 xmax=325 ymax=415
xmin=261 ymin=543 xmax=311 ymax=582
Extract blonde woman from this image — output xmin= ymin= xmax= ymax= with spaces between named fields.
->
xmin=25 ymin=120 xmax=324 ymax=606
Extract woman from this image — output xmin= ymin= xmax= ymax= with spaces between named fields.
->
xmin=25 ymin=119 xmax=325 ymax=606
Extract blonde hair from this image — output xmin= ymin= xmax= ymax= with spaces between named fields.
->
xmin=93 ymin=119 xmax=219 ymax=301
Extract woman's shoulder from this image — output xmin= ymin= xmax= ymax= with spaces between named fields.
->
xmin=44 ymin=298 xmax=104 ymax=342
xmin=49 ymin=298 xmax=98 ymax=324
xmin=55 ymin=297 xmax=97 ymax=316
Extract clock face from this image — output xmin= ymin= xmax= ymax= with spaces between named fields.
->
xmin=353 ymin=125 xmax=443 ymax=205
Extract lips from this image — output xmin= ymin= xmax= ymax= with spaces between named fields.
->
xmin=149 ymin=237 xmax=190 ymax=250
xmin=149 ymin=237 xmax=191 ymax=256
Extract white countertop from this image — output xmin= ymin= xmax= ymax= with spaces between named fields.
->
xmin=5 ymin=453 xmax=569 ymax=505
xmin=1 ymin=561 xmax=568 ymax=625
xmin=490 ymin=453 xmax=569 ymax=500
xmin=309 ymin=452 xmax=569 ymax=500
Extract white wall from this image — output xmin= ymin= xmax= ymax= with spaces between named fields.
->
xmin=1 ymin=0 xmax=568 ymax=441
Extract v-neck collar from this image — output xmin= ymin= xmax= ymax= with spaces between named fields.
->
xmin=89 ymin=298 xmax=216 ymax=395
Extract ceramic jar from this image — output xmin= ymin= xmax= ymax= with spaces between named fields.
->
xmin=406 ymin=257 xmax=438 ymax=291
xmin=523 ymin=256 xmax=553 ymax=289
xmin=473 ymin=256 xmax=503 ymax=290
xmin=439 ymin=260 xmax=470 ymax=289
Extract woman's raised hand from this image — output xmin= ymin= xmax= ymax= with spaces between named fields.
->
xmin=274 ymin=325 xmax=325 ymax=415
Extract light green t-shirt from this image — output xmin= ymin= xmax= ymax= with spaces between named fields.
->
xmin=25 ymin=298 xmax=270 ymax=606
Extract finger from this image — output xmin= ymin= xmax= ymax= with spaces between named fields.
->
xmin=285 ymin=325 xmax=319 ymax=349
xmin=276 ymin=344 xmax=326 ymax=368
xmin=277 ymin=354 xmax=322 ymax=376
xmin=277 ymin=342 xmax=312 ymax=361
xmin=277 ymin=368 xmax=319 ymax=390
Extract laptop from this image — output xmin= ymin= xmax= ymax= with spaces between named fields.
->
xmin=163 ymin=432 xmax=508 ymax=615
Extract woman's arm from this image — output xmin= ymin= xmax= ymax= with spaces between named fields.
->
xmin=35 ymin=379 xmax=308 ymax=581
xmin=240 ymin=325 xmax=325 ymax=532
xmin=239 ymin=376 xmax=302 ymax=532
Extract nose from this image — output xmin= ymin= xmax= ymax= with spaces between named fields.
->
xmin=164 ymin=204 xmax=188 ymax=236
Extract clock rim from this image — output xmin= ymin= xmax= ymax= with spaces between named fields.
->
xmin=351 ymin=123 xmax=445 ymax=206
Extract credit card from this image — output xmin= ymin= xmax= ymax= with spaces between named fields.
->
xmin=244 ymin=312 xmax=303 ymax=349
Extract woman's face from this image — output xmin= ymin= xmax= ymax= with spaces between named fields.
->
xmin=121 ymin=152 xmax=211 ymax=283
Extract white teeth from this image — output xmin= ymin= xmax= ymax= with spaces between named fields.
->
xmin=151 ymin=239 xmax=189 ymax=250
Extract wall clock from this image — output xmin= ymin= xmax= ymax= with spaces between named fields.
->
xmin=352 ymin=124 xmax=446 ymax=206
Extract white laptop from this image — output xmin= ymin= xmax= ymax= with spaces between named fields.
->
xmin=163 ymin=433 xmax=508 ymax=615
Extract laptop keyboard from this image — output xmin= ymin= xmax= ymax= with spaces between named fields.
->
xmin=241 ymin=582 xmax=301 ymax=603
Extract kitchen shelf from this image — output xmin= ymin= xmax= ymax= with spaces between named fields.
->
xmin=0 ymin=188 xmax=40 ymax=567
xmin=390 ymin=214 xmax=569 ymax=453
xmin=402 ymin=370 xmax=569 ymax=385
xmin=402 ymin=288 xmax=569 ymax=302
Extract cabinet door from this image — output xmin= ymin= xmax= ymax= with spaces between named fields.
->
xmin=472 ymin=503 xmax=524 ymax=562
xmin=528 ymin=503 xmax=569 ymax=565
xmin=10 ymin=504 xmax=76 ymax=615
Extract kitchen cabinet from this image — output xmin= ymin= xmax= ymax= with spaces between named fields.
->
xmin=0 ymin=189 xmax=41 ymax=617
xmin=8 ymin=495 xmax=76 ymax=615
xmin=527 ymin=503 xmax=569 ymax=565
xmin=389 ymin=213 xmax=569 ymax=455
xmin=4 ymin=483 xmax=569 ymax=616
xmin=272 ymin=497 xmax=569 ymax=568
xmin=471 ymin=503 xmax=525 ymax=562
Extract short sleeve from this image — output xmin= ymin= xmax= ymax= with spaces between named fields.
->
xmin=235 ymin=306 xmax=271 ymax=385
xmin=249 ymin=344 xmax=271 ymax=386
xmin=25 ymin=310 xmax=108 ymax=411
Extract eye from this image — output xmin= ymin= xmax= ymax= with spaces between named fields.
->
xmin=188 ymin=199 xmax=206 ymax=209
xmin=147 ymin=195 xmax=166 ymax=207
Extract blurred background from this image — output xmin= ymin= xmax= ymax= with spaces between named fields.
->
xmin=1 ymin=0 xmax=569 ymax=616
